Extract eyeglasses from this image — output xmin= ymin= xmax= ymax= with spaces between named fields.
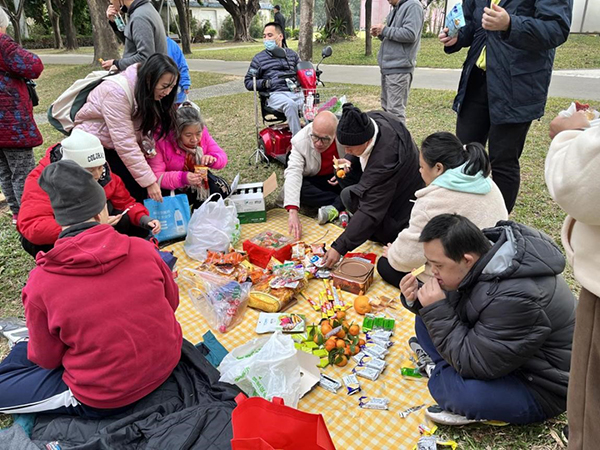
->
xmin=310 ymin=134 xmax=333 ymax=144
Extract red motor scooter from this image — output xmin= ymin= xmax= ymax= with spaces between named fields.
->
xmin=249 ymin=46 xmax=334 ymax=165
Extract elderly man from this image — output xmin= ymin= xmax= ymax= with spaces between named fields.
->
xmin=321 ymin=103 xmax=423 ymax=267
xmin=244 ymin=22 xmax=303 ymax=135
xmin=284 ymin=111 xmax=352 ymax=239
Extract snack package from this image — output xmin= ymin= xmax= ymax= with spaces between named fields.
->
xmin=445 ymin=3 xmax=465 ymax=38
xmin=182 ymin=269 xmax=251 ymax=333
xmin=249 ymin=275 xmax=305 ymax=312
xmin=255 ymin=312 xmax=306 ymax=334
xmin=558 ymin=101 xmax=600 ymax=126
xmin=243 ymin=231 xmax=293 ymax=268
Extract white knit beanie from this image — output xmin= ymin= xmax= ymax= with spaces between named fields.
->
xmin=61 ymin=129 xmax=106 ymax=168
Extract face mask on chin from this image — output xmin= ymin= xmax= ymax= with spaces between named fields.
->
xmin=264 ymin=39 xmax=277 ymax=51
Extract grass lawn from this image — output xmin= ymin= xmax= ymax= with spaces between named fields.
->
xmin=0 ymin=64 xmax=585 ymax=448
xmin=189 ymin=34 xmax=600 ymax=70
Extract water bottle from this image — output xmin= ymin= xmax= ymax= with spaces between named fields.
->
xmin=115 ymin=14 xmax=126 ymax=32
xmin=339 ymin=211 xmax=349 ymax=228
xmin=285 ymin=78 xmax=297 ymax=92
xmin=174 ymin=208 xmax=185 ymax=234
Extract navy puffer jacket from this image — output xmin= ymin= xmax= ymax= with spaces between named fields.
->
xmin=418 ymin=221 xmax=575 ymax=419
xmin=244 ymin=48 xmax=300 ymax=92
xmin=445 ymin=0 xmax=572 ymax=124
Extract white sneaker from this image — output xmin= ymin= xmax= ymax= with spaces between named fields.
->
xmin=424 ymin=405 xmax=486 ymax=426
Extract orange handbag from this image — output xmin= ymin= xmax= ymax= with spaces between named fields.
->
xmin=231 ymin=394 xmax=336 ymax=450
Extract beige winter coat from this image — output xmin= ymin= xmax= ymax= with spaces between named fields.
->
xmin=546 ymin=125 xmax=600 ymax=297
xmin=387 ymin=182 xmax=508 ymax=276
xmin=283 ymin=123 xmax=344 ymax=208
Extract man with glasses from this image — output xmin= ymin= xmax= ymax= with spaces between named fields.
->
xmin=283 ymin=111 xmax=354 ymax=239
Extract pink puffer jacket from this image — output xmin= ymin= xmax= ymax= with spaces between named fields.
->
xmin=151 ymin=129 xmax=227 ymax=190
xmin=73 ymin=64 xmax=157 ymax=188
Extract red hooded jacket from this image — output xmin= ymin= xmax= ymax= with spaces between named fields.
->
xmin=23 ymin=224 xmax=182 ymax=409
xmin=0 ymin=33 xmax=43 ymax=148
xmin=18 ymin=145 xmax=151 ymax=246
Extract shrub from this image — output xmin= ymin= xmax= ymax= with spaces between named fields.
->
xmin=220 ymin=15 xmax=235 ymax=40
xmin=22 ymin=35 xmax=94 ymax=49
xmin=250 ymin=14 xmax=264 ymax=39
xmin=194 ymin=19 xmax=217 ymax=43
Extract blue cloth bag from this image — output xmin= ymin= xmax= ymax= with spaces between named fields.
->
xmin=144 ymin=192 xmax=191 ymax=242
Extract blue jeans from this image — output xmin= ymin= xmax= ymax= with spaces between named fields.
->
xmin=0 ymin=342 xmax=130 ymax=418
xmin=415 ymin=316 xmax=547 ymax=424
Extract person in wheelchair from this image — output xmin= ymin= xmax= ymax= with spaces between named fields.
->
xmin=244 ymin=22 xmax=303 ymax=136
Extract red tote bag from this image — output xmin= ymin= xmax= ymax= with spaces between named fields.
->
xmin=231 ymin=394 xmax=336 ymax=450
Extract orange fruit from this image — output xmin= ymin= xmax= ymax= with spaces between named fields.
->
xmin=336 ymin=329 xmax=346 ymax=339
xmin=358 ymin=338 xmax=366 ymax=347
xmin=337 ymin=169 xmax=346 ymax=179
xmin=335 ymin=355 xmax=349 ymax=367
xmin=349 ymin=324 xmax=360 ymax=336
xmin=335 ymin=310 xmax=346 ymax=321
xmin=354 ymin=295 xmax=372 ymax=315
xmin=313 ymin=333 xmax=324 ymax=345
xmin=344 ymin=346 xmax=351 ymax=357
xmin=342 ymin=320 xmax=350 ymax=329
xmin=320 ymin=321 xmax=333 ymax=336
xmin=324 ymin=337 xmax=337 ymax=352
xmin=336 ymin=339 xmax=345 ymax=349
xmin=352 ymin=344 xmax=360 ymax=355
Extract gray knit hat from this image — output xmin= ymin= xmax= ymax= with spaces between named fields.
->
xmin=38 ymin=160 xmax=107 ymax=226
xmin=336 ymin=103 xmax=375 ymax=146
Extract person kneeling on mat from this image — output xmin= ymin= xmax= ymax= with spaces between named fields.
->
xmin=17 ymin=129 xmax=160 ymax=258
xmin=400 ymin=214 xmax=575 ymax=425
xmin=0 ymin=160 xmax=181 ymax=417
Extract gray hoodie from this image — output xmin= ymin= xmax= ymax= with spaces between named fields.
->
xmin=117 ymin=0 xmax=168 ymax=70
xmin=377 ymin=0 xmax=424 ymax=75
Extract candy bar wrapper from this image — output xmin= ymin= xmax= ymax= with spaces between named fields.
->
xmin=358 ymin=397 xmax=390 ymax=410
xmin=364 ymin=343 xmax=389 ymax=359
xmin=369 ymin=330 xmax=393 ymax=340
xmin=319 ymin=374 xmax=342 ymax=393
xmin=354 ymin=366 xmax=382 ymax=381
xmin=352 ymin=351 xmax=367 ymax=364
xmin=361 ymin=356 xmax=386 ymax=372
xmin=416 ymin=436 xmax=438 ymax=450
xmin=445 ymin=3 xmax=465 ymax=38
xmin=342 ymin=374 xmax=361 ymax=395
xmin=398 ymin=403 xmax=425 ymax=419
xmin=255 ymin=313 xmax=306 ymax=334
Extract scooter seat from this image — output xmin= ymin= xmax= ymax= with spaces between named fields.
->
xmin=259 ymin=92 xmax=288 ymax=123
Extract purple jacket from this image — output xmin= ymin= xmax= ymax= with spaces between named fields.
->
xmin=151 ymin=129 xmax=227 ymax=190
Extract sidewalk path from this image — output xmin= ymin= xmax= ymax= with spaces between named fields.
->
xmin=38 ymin=54 xmax=600 ymax=101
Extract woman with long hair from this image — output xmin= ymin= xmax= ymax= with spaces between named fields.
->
xmin=74 ymin=53 xmax=180 ymax=202
xmin=377 ymin=131 xmax=509 ymax=287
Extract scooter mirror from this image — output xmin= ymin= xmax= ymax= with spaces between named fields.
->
xmin=322 ymin=46 xmax=333 ymax=58
xmin=271 ymin=47 xmax=287 ymax=59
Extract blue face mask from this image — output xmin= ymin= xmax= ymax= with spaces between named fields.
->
xmin=264 ymin=39 xmax=277 ymax=51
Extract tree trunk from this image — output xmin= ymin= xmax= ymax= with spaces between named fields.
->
xmin=216 ymin=0 xmax=260 ymax=42
xmin=173 ymin=0 xmax=192 ymax=53
xmin=57 ymin=0 xmax=78 ymax=50
xmin=292 ymin=0 xmax=296 ymax=29
xmin=325 ymin=0 xmax=354 ymax=39
xmin=46 ymin=0 xmax=63 ymax=49
xmin=365 ymin=0 xmax=372 ymax=56
xmin=297 ymin=0 xmax=313 ymax=61
xmin=0 ymin=0 xmax=24 ymax=44
xmin=87 ymin=0 xmax=120 ymax=66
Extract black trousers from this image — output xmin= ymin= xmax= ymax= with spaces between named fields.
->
xmin=299 ymin=175 xmax=343 ymax=211
xmin=456 ymin=67 xmax=532 ymax=213
xmin=105 ymin=149 xmax=148 ymax=203
xmin=376 ymin=256 xmax=408 ymax=289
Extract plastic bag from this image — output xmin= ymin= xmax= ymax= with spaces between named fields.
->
xmin=184 ymin=193 xmax=240 ymax=261
xmin=219 ymin=332 xmax=302 ymax=407
xmin=181 ymin=269 xmax=250 ymax=333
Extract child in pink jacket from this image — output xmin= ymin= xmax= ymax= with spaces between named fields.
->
xmin=151 ymin=105 xmax=228 ymax=208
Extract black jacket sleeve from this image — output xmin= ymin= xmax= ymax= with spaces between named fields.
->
xmin=244 ymin=54 xmax=269 ymax=92
xmin=420 ymin=292 xmax=553 ymax=379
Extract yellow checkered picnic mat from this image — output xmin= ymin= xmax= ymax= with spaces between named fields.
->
xmin=167 ymin=208 xmax=434 ymax=449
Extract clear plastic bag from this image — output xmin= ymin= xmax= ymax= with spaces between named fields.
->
xmin=181 ymin=269 xmax=250 ymax=333
xmin=218 ymin=332 xmax=302 ymax=407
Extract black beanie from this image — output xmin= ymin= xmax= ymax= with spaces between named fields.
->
xmin=39 ymin=160 xmax=107 ymax=226
xmin=336 ymin=103 xmax=375 ymax=146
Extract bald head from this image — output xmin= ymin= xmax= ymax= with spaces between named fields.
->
xmin=310 ymin=111 xmax=338 ymax=152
